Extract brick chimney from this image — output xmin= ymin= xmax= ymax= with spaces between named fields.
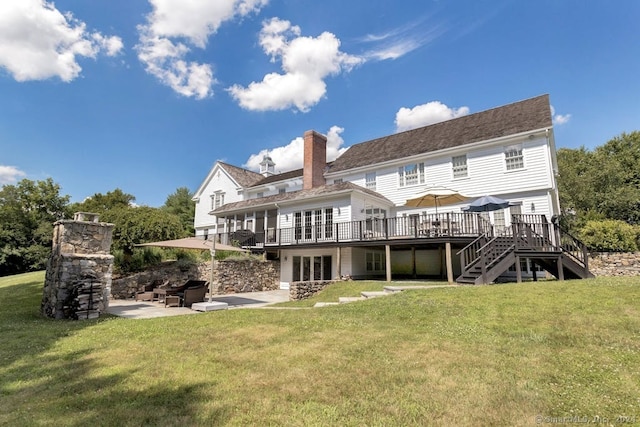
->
xmin=303 ymin=130 xmax=327 ymax=189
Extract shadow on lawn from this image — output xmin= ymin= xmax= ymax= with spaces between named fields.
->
xmin=0 ymin=277 xmax=230 ymax=425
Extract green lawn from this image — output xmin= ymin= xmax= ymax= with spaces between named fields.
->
xmin=1 ymin=272 xmax=639 ymax=426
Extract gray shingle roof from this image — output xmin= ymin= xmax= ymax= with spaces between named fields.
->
xmin=328 ymin=94 xmax=552 ymax=173
xmin=219 ymin=162 xmax=263 ymax=187
xmin=210 ymin=182 xmax=392 ymax=215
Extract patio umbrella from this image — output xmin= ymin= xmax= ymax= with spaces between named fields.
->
xmin=463 ymin=195 xmax=511 ymax=212
xmin=136 ymin=237 xmax=247 ymax=303
xmin=405 ymin=186 xmax=469 ymax=214
xmin=136 ymin=237 xmax=245 ymax=252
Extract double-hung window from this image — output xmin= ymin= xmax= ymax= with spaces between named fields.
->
xmin=452 ymin=155 xmax=468 ymax=178
xmin=399 ymin=163 xmax=425 ymax=187
xmin=504 ymin=145 xmax=524 ymax=170
xmin=212 ymin=192 xmax=225 ymax=210
xmin=365 ymin=172 xmax=376 ymax=190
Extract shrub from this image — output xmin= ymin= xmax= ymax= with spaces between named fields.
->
xmin=113 ymin=247 xmax=164 ymax=274
xmin=579 ymin=219 xmax=639 ymax=252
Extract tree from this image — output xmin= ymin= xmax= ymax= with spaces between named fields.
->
xmin=162 ymin=187 xmax=195 ymax=236
xmin=102 ymin=206 xmax=183 ymax=256
xmin=557 ymin=131 xmax=640 ymax=226
xmin=69 ymin=188 xmax=135 ymax=216
xmin=0 ymin=178 xmax=70 ymax=276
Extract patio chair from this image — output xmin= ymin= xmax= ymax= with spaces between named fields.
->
xmin=182 ymin=284 xmax=208 ymax=308
xmin=135 ymin=281 xmax=160 ymax=301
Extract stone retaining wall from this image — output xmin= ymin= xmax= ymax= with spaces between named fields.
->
xmin=111 ymin=258 xmax=281 ymax=298
xmin=111 ymin=261 xmax=209 ymax=299
xmin=289 ymin=280 xmax=335 ymax=301
xmin=214 ymin=259 xmax=280 ymax=293
xmin=589 ymin=252 xmax=640 ymax=277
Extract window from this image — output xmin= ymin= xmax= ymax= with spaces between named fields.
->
xmin=366 ymin=251 xmax=385 ymax=272
xmin=493 ymin=209 xmax=506 ymax=234
xmin=256 ymin=192 xmax=264 ymax=198
xmin=315 ymin=210 xmax=322 ymax=239
xmin=304 ymin=211 xmax=312 ymax=239
xmin=324 ymin=208 xmax=333 ymax=238
xmin=365 ymin=172 xmax=376 ymax=190
xmin=279 ymin=188 xmax=286 ymax=194
xmin=292 ymin=255 xmax=332 ymax=281
xmin=452 ymin=155 xmax=468 ymax=178
xmin=398 ymin=163 xmax=425 ymax=187
xmin=294 ymin=208 xmax=334 ymax=241
xmin=212 ymin=192 xmax=225 ymax=210
xmin=294 ymin=212 xmax=302 ymax=240
xmin=504 ymin=145 xmax=524 ymax=170
xmin=334 ymin=178 xmax=343 ymax=184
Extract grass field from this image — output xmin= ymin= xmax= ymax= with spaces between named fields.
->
xmin=1 ymin=272 xmax=639 ymax=426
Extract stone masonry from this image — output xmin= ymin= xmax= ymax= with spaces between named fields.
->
xmin=588 ymin=252 xmax=640 ymax=277
xmin=41 ymin=213 xmax=114 ymax=320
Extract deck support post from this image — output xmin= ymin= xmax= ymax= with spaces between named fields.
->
xmin=557 ymin=256 xmax=564 ymax=281
xmin=515 ymin=255 xmax=522 ymax=283
xmin=336 ymin=246 xmax=342 ymax=279
xmin=385 ymin=245 xmax=391 ymax=282
xmin=411 ymin=247 xmax=416 ymax=279
xmin=445 ymin=242 xmax=454 ymax=284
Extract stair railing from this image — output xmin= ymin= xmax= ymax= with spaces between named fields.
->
xmin=554 ymin=224 xmax=590 ymax=274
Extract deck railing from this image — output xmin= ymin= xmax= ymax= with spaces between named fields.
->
xmin=215 ymin=212 xmax=494 ymax=247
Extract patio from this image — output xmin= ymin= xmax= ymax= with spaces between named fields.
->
xmin=107 ymin=289 xmax=290 ymax=319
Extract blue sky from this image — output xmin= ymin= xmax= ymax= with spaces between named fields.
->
xmin=1 ymin=0 xmax=638 ymax=207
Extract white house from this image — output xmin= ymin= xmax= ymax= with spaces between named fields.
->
xmin=192 ymin=95 xmax=591 ymax=287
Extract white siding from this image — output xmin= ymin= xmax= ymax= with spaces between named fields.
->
xmin=330 ymin=135 xmax=557 ymax=220
xmin=193 ymin=165 xmax=243 ymax=235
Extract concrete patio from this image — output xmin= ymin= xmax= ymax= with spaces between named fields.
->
xmin=106 ymin=289 xmax=290 ymax=319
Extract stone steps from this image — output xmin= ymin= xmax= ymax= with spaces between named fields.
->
xmin=313 ymin=285 xmax=459 ymax=308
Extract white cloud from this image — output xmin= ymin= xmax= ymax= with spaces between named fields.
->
xmin=0 ymin=0 xmax=122 ymax=82
xmin=228 ymin=18 xmax=363 ymax=112
xmin=0 ymin=166 xmax=27 ymax=185
xmin=137 ymin=0 xmax=267 ymax=99
xmin=551 ymin=105 xmax=571 ymax=125
xmin=244 ymin=126 xmax=348 ymax=172
xmin=361 ymin=20 xmax=446 ymax=61
xmin=395 ymin=101 xmax=470 ymax=132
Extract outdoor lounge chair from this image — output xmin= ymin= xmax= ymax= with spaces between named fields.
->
xmin=182 ymin=284 xmax=208 ymax=308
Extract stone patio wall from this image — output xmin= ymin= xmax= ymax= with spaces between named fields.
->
xmin=289 ymin=280 xmax=335 ymax=301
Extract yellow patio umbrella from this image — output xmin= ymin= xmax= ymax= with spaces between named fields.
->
xmin=405 ymin=186 xmax=469 ymax=214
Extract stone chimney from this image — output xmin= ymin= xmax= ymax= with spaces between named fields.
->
xmin=303 ymin=130 xmax=327 ymax=190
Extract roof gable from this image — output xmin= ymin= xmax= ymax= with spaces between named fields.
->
xmin=193 ymin=161 xmax=263 ymax=200
xmin=328 ymin=94 xmax=552 ymax=173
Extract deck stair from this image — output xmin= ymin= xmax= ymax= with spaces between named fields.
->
xmin=456 ymin=214 xmax=594 ymax=285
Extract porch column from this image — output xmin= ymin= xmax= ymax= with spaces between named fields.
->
xmin=336 ymin=246 xmax=342 ymax=279
xmin=385 ymin=245 xmax=391 ymax=282
xmin=445 ymin=242 xmax=454 ymax=284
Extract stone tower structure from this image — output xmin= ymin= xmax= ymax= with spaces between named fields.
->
xmin=41 ymin=212 xmax=114 ymax=320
